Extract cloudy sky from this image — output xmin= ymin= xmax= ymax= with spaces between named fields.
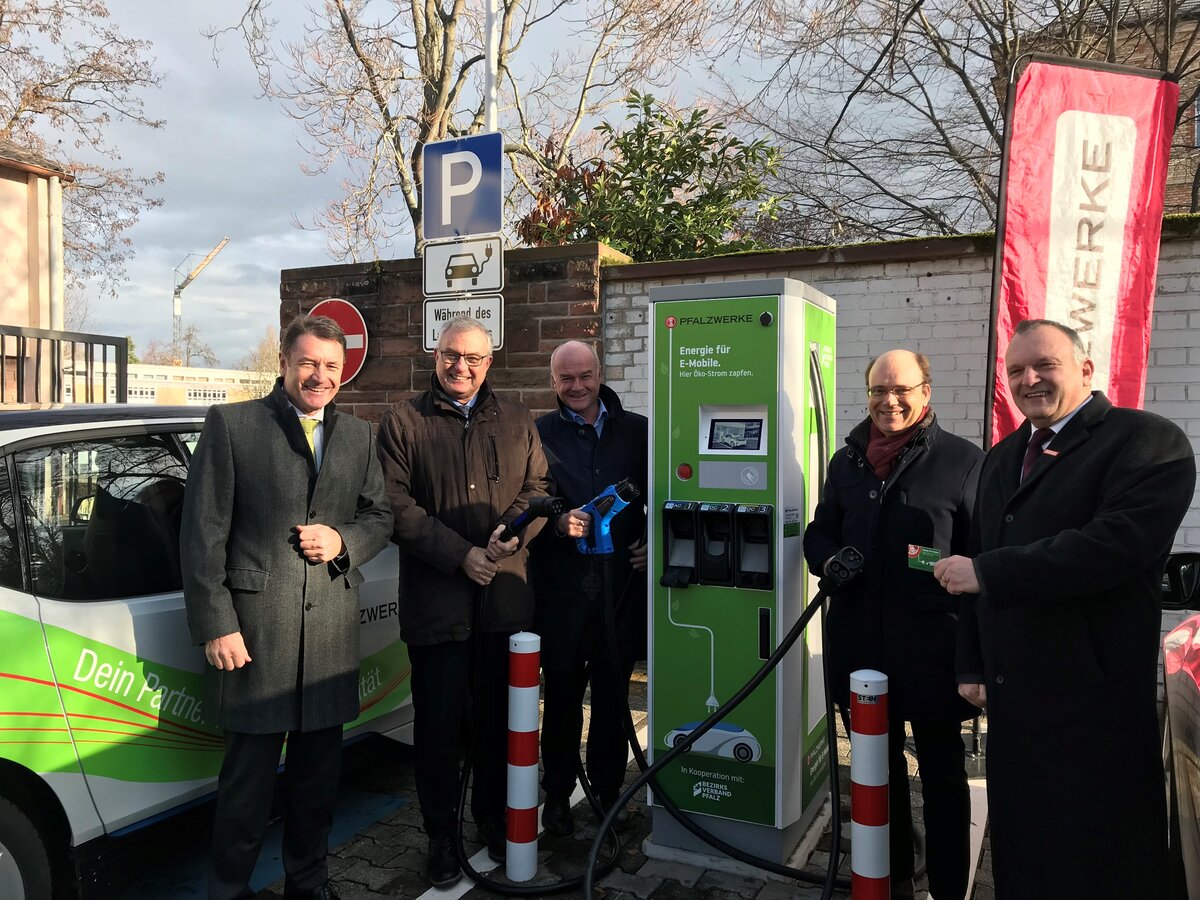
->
xmin=82 ymin=1 xmax=731 ymax=367
xmin=86 ymin=1 xmax=413 ymax=367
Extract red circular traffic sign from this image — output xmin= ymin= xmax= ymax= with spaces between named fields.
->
xmin=309 ymin=298 xmax=368 ymax=384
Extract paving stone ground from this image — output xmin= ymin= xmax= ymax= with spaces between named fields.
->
xmin=255 ymin=668 xmax=992 ymax=899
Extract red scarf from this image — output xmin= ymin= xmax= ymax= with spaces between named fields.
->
xmin=865 ymin=408 xmax=930 ymax=479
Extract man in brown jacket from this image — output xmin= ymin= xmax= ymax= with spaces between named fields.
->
xmin=376 ymin=317 xmax=549 ymax=888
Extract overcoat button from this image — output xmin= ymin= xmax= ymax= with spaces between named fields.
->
xmin=995 ymin=675 xmax=1005 ymax=684
xmin=1004 ymin=514 xmax=1014 ymax=523
xmin=869 ymin=490 xmax=878 ymax=499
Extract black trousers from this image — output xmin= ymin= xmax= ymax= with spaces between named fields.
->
xmin=208 ymin=725 xmax=343 ymax=900
xmin=408 ymin=632 xmax=510 ymax=837
xmin=889 ymin=718 xmax=971 ymax=900
xmin=541 ymin=647 xmax=635 ymax=799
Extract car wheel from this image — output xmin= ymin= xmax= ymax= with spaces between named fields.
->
xmin=0 ymin=796 xmax=53 ymax=900
xmin=672 ymin=734 xmax=688 ymax=749
xmin=1165 ymin=717 xmax=1189 ymax=900
xmin=732 ymin=742 xmax=754 ymax=762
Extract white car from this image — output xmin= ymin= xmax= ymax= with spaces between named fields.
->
xmin=0 ymin=405 xmax=411 ymax=900
xmin=665 ymin=721 xmax=763 ymax=762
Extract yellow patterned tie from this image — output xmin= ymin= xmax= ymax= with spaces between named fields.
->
xmin=299 ymin=417 xmax=319 ymax=455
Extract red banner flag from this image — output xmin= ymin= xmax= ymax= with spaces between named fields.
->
xmin=987 ymin=55 xmax=1178 ymax=445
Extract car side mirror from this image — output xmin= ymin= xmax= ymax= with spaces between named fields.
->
xmin=1162 ymin=552 xmax=1200 ymax=611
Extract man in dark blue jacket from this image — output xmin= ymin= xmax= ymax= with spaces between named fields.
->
xmin=531 ymin=340 xmax=648 ymax=837
xmin=805 ymin=349 xmax=982 ymax=900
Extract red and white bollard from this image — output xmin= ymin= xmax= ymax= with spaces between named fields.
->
xmin=849 ymin=669 xmax=889 ymax=900
xmin=506 ymin=632 xmax=541 ymax=882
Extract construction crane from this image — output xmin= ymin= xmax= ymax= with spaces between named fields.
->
xmin=172 ymin=237 xmax=229 ymax=351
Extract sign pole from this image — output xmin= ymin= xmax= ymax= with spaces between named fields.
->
xmin=484 ymin=0 xmax=499 ymax=132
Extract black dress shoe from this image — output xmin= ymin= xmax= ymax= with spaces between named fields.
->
xmin=541 ymin=794 xmax=575 ymax=837
xmin=598 ymin=791 xmax=631 ymax=826
xmin=477 ymin=819 xmax=506 ymax=863
xmin=284 ymin=882 xmax=340 ymax=900
xmin=426 ymin=835 xmax=462 ymax=888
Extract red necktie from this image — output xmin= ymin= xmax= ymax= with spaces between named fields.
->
xmin=1021 ymin=427 xmax=1055 ymax=481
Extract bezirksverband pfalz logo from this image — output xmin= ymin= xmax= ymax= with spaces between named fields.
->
xmin=692 ymin=780 xmax=732 ymax=801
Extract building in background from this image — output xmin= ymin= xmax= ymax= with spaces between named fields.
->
xmin=0 ymin=138 xmax=72 ymax=333
xmin=63 ymin=363 xmax=264 ymax=406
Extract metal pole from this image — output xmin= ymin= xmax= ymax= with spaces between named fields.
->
xmin=484 ymin=0 xmax=500 ymax=132
xmin=506 ymin=631 xmax=540 ymax=881
xmin=849 ymin=669 xmax=890 ymax=900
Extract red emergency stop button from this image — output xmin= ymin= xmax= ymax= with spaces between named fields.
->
xmin=676 ymin=463 xmax=694 ymax=480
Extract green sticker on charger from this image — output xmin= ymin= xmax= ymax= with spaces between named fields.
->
xmin=907 ymin=544 xmax=941 ymax=572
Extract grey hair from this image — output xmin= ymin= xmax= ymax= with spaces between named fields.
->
xmin=437 ymin=316 xmax=493 ymax=355
xmin=1012 ymin=319 xmax=1088 ymax=363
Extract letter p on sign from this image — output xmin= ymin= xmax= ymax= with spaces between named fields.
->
xmin=441 ymin=151 xmax=481 ymax=226
xmin=423 ymin=132 xmax=503 ymax=240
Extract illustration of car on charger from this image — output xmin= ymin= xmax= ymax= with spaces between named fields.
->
xmin=445 ymin=252 xmax=482 ymax=285
xmin=665 ymin=721 xmax=762 ymax=762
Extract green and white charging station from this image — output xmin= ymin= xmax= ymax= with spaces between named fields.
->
xmin=646 ymin=278 xmax=837 ymax=863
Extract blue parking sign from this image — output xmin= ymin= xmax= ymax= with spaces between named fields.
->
xmin=422 ymin=132 xmax=504 ymax=239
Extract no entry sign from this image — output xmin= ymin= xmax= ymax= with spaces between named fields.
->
xmin=309 ymin=298 xmax=368 ymax=384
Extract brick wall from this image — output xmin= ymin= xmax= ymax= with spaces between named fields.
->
xmin=275 ymin=223 xmax=1200 ymax=550
xmin=599 ymin=220 xmax=1200 ymax=552
xmin=278 ymin=243 xmax=628 ymax=423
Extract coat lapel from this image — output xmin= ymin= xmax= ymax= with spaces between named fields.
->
xmin=266 ymin=382 xmax=322 ymax=478
xmin=1004 ymin=392 xmax=1109 ymax=503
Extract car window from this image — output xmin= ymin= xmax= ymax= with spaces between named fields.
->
xmin=0 ymin=464 xmax=21 ymax=590
xmin=14 ymin=433 xmax=189 ymax=601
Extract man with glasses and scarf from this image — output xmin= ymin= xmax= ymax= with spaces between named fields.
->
xmin=376 ymin=317 xmax=549 ymax=888
xmin=804 ymin=349 xmax=982 ymax=900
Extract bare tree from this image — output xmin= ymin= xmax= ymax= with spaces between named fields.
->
xmin=732 ymin=0 xmax=1200 ymax=245
xmin=208 ymin=0 xmax=738 ymax=254
xmin=142 ymin=325 xmax=219 ymax=368
xmin=64 ymin=280 xmax=93 ymax=331
xmin=235 ymin=326 xmax=280 ymax=396
xmin=0 ymin=0 xmax=164 ymax=293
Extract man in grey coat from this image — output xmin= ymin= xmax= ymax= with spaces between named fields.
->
xmin=182 ymin=314 xmax=393 ymax=900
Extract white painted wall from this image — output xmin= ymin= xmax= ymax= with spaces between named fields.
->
xmin=600 ymin=234 xmax=1200 ymax=551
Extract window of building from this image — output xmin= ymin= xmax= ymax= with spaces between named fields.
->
xmin=186 ymin=388 xmax=227 ymax=403
xmin=13 ymin=434 xmax=189 ymax=601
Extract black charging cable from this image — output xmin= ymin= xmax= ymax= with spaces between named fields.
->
xmin=449 ymin=499 xmax=624 ymax=896
xmin=598 ymin=555 xmax=851 ymax=897
xmin=584 ymin=546 xmax=865 ymax=899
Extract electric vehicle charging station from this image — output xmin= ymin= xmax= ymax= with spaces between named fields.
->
xmin=646 ymin=278 xmax=837 ymax=864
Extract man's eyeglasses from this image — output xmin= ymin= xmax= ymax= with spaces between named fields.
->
xmin=438 ymin=351 xmax=490 ymax=368
xmin=866 ymin=382 xmax=927 ymax=400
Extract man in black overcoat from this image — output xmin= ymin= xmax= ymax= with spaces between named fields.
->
xmin=182 ymin=314 xmax=393 ymax=900
xmin=530 ymin=340 xmax=648 ymax=837
xmin=938 ymin=319 xmax=1196 ymax=899
xmin=805 ymin=349 xmax=981 ymax=900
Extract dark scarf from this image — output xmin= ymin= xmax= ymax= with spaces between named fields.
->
xmin=865 ymin=407 xmax=931 ymax=479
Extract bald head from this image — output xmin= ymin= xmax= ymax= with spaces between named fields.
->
xmin=865 ymin=349 xmax=932 ymax=434
xmin=865 ymin=349 xmax=930 ymax=387
xmin=550 ymin=341 xmax=603 ymax=423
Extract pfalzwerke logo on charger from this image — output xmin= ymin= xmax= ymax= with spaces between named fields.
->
xmin=692 ymin=780 xmax=732 ymax=801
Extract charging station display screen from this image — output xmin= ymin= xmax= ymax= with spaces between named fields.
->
xmin=707 ymin=418 xmax=763 ymax=451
